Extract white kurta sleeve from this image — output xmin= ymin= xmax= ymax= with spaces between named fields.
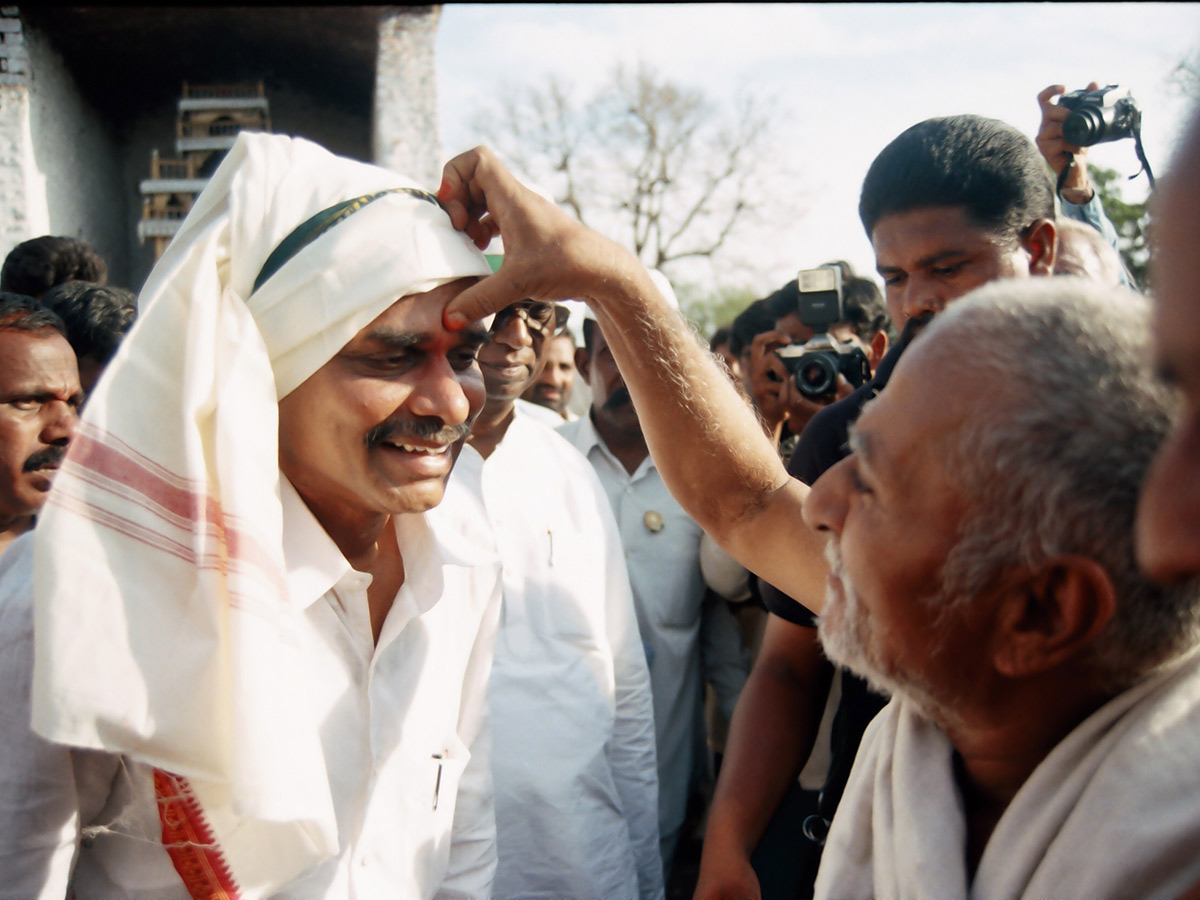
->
xmin=436 ymin=568 xmax=503 ymax=900
xmin=0 ymin=539 xmax=83 ymax=894
xmin=598 ymin=487 xmax=665 ymax=900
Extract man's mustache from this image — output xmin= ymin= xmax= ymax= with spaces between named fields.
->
xmin=365 ymin=418 xmax=471 ymax=449
xmin=825 ymin=539 xmax=846 ymax=583
xmin=901 ymin=310 xmax=937 ymax=343
xmin=24 ymin=446 xmax=65 ymax=472
xmin=604 ymin=385 xmax=632 ymax=411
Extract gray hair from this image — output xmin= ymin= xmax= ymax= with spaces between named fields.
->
xmin=921 ymin=277 xmax=1198 ymax=687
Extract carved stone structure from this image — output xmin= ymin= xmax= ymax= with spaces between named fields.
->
xmin=138 ymin=82 xmax=273 ymax=259
xmin=0 ymin=6 xmax=444 ymax=288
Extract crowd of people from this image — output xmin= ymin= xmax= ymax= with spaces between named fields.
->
xmin=0 ymin=76 xmax=1196 ymax=900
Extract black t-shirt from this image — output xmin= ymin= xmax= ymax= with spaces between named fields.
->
xmin=756 ymin=327 xmax=915 ymax=848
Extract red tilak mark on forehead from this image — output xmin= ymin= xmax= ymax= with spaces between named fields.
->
xmin=425 ymin=333 xmax=458 ymax=354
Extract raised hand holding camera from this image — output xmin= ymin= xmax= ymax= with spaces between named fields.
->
xmin=1057 ymin=84 xmax=1142 ymax=148
xmin=1036 ymin=82 xmax=1154 ymax=201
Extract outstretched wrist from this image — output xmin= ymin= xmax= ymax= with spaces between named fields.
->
xmin=1060 ymin=185 xmax=1095 ymax=206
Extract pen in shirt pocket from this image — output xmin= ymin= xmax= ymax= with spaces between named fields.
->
xmin=432 ymin=752 xmax=444 ymax=810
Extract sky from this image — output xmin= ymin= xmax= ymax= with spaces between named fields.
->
xmin=436 ymin=3 xmax=1200 ymax=302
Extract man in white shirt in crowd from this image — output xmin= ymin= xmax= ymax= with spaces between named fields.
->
xmin=464 ymin=296 xmax=663 ymax=900
xmin=521 ymin=329 xmax=578 ymax=421
xmin=0 ymin=294 xmax=81 ymax=558
xmin=0 ymin=133 xmax=503 ymax=898
xmin=558 ymin=301 xmax=749 ymax=873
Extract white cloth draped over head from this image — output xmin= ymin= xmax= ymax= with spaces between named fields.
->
xmin=814 ymin=648 xmax=1200 ymax=900
xmin=29 ymin=132 xmax=492 ymax=893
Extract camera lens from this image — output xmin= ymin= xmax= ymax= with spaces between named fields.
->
xmin=796 ymin=357 xmax=836 ymax=397
xmin=1063 ymin=108 xmax=1105 ymax=147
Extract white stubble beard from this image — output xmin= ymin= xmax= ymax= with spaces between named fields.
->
xmin=817 ymin=540 xmax=953 ymax=723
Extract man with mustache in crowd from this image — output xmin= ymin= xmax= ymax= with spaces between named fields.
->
xmin=465 ymin=297 xmax=662 ymax=899
xmin=0 ymin=133 xmax=503 ymax=897
xmin=521 ymin=329 xmax=579 ymax=421
xmin=0 ymin=293 xmax=82 ymax=557
xmin=559 ymin=300 xmax=751 ymax=877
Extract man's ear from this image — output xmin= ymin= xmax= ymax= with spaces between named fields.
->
xmin=991 ymin=554 xmax=1117 ymax=678
xmin=574 ymin=347 xmax=592 ymax=386
xmin=1021 ymin=217 xmax=1058 ymax=277
xmin=868 ymin=330 xmax=889 ymax=370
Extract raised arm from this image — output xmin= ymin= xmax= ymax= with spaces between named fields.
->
xmin=437 ymin=147 xmax=829 ymax=613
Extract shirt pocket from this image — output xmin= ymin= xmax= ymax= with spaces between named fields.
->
xmin=400 ymin=732 xmax=471 ymax=888
xmin=625 ymin=511 xmax=705 ymax=629
xmin=515 ymin=528 xmax=606 ymax=645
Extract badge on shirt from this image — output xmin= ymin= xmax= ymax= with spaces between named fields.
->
xmin=643 ymin=510 xmax=664 ymax=533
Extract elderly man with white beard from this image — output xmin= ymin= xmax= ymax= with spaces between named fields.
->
xmin=802 ymin=277 xmax=1200 ymax=899
xmin=433 ymin=144 xmax=1200 ymax=900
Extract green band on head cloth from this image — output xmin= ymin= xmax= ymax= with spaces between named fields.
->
xmin=252 ymin=186 xmax=444 ymax=294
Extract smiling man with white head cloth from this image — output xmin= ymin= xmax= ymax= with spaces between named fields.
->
xmin=0 ymin=132 xmax=501 ymax=898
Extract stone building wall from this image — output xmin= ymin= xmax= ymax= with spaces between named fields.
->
xmin=0 ymin=7 xmax=31 ymax=252
xmin=0 ymin=6 xmax=444 ymax=291
xmin=23 ymin=21 xmax=129 ymax=281
xmin=374 ymin=5 xmax=442 ymax=188
xmin=118 ymin=80 xmax=375 ymax=288
xmin=0 ymin=10 xmax=129 ymax=281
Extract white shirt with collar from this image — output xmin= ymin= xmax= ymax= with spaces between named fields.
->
xmin=513 ymin=397 xmax=567 ymax=428
xmin=0 ymin=471 xmax=503 ymax=899
xmin=557 ymin=413 xmax=710 ymax=862
xmin=477 ymin=408 xmax=664 ymax=900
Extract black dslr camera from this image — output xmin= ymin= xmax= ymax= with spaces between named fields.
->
xmin=1058 ymin=84 xmax=1142 ymax=147
xmin=775 ymin=267 xmax=871 ymax=399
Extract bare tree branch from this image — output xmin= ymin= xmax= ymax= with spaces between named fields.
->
xmin=470 ymin=60 xmax=775 ymax=275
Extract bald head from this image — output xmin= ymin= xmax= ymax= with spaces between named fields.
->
xmin=1054 ymin=218 xmax=1126 ymax=286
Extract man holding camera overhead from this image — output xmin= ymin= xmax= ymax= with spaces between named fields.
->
xmin=1038 ymin=82 xmax=1139 ymax=287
